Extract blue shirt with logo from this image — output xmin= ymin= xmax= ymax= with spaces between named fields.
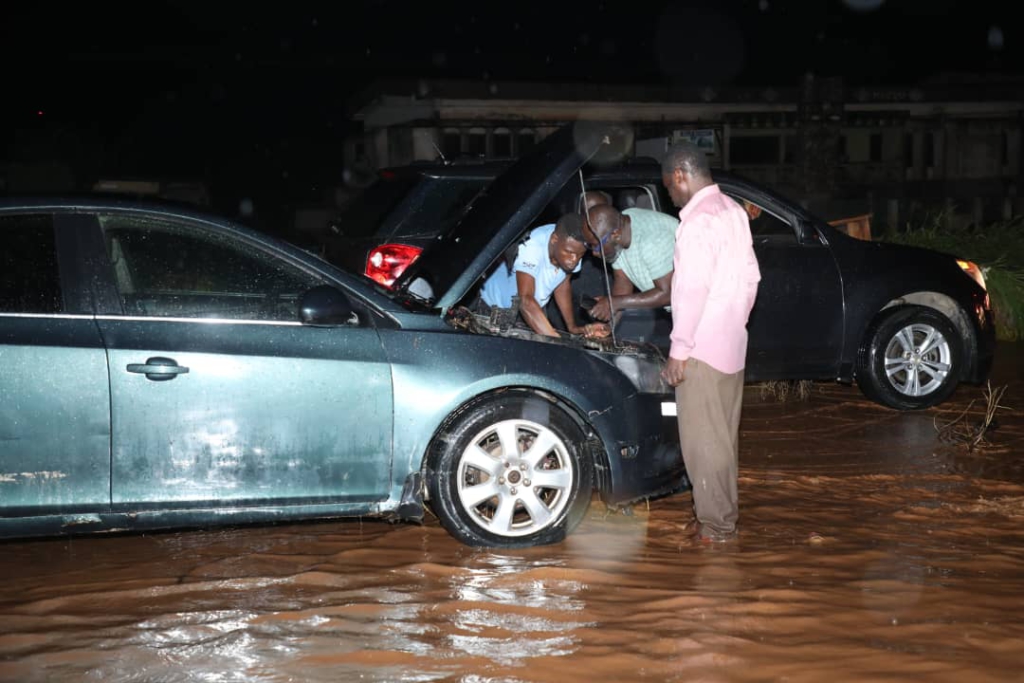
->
xmin=480 ymin=224 xmax=581 ymax=308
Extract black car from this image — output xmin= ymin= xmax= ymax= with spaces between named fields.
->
xmin=324 ymin=130 xmax=995 ymax=411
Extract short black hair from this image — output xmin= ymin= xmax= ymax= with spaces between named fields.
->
xmin=554 ymin=212 xmax=586 ymax=243
xmin=578 ymin=190 xmax=612 ymax=213
xmin=661 ymin=140 xmax=711 ymax=180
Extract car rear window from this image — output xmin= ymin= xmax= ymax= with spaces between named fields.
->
xmin=334 ymin=174 xmax=421 ymax=240
xmin=335 ymin=174 xmax=489 ymax=242
xmin=0 ymin=214 xmax=63 ymax=314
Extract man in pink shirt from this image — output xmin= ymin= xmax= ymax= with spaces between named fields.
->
xmin=660 ymin=140 xmax=761 ymax=544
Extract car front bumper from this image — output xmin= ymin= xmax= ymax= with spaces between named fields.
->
xmin=592 ymin=394 xmax=687 ymax=507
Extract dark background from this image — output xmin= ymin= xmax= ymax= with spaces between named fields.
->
xmin=2 ymin=0 xmax=1018 ymax=231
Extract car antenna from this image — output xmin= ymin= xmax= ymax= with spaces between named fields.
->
xmin=579 ymin=169 xmax=617 ymax=347
xmin=432 ymin=142 xmax=449 ymax=164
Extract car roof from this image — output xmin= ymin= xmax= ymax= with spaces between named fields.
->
xmin=381 ymin=156 xmax=770 ymax=192
xmin=380 ymin=158 xmax=514 ymax=181
xmin=0 ymin=195 xmax=233 ymax=223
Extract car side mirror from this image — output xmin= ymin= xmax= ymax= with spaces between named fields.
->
xmin=796 ymin=220 xmax=825 ymax=246
xmin=299 ymin=285 xmax=358 ymax=326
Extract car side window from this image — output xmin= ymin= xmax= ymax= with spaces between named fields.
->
xmin=726 ymin=194 xmax=797 ymax=243
xmin=0 ymin=214 xmax=63 ymax=314
xmin=99 ymin=215 xmax=327 ymax=321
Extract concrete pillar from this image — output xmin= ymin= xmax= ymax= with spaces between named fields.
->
xmin=887 ymin=198 xmax=899 ymax=230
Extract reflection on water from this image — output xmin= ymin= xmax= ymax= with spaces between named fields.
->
xmin=2 ymin=344 xmax=1024 ymax=682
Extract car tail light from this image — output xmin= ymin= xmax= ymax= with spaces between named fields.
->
xmin=365 ymin=243 xmax=423 ymax=288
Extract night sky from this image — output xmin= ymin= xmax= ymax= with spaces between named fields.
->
xmin=2 ymin=0 xmax=1018 ymax=221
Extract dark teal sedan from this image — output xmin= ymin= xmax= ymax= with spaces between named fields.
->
xmin=0 ymin=122 xmax=684 ymax=548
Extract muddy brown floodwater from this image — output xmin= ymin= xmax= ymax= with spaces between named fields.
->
xmin=2 ymin=345 xmax=1023 ymax=683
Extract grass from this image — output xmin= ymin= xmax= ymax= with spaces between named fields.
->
xmin=757 ymin=379 xmax=814 ymax=402
xmin=880 ymin=210 xmax=1024 ymax=341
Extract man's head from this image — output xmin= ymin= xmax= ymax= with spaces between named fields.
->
xmin=581 ymin=204 xmax=624 ymax=262
xmin=549 ymin=212 xmax=588 ymax=273
xmin=580 ymin=190 xmax=612 ymax=213
xmin=661 ymin=140 xmax=712 ymax=209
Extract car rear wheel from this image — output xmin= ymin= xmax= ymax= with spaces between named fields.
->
xmin=856 ymin=305 xmax=963 ymax=410
xmin=426 ymin=392 xmax=593 ymax=547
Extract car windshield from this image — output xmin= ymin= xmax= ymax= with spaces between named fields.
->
xmin=332 ymin=174 xmax=421 ymax=241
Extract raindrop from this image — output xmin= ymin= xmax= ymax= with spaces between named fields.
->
xmin=579 ymin=32 xmax=591 ymax=46
xmin=311 ymin=17 xmax=318 ymax=27
xmin=489 ymin=83 xmax=498 ymax=95
xmin=432 ymin=51 xmax=447 ymax=67
xmin=239 ymin=198 xmax=254 ymax=217
xmin=988 ymin=25 xmax=1004 ymax=51
xmin=759 ymin=0 xmax=769 ymax=10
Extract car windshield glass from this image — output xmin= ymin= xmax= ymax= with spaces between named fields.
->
xmin=334 ymin=174 xmax=490 ymax=241
xmin=332 ymin=174 xmax=420 ymax=240
xmin=381 ymin=176 xmax=489 ymax=241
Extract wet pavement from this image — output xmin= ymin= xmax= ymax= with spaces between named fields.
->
xmin=1 ymin=344 xmax=1022 ymax=682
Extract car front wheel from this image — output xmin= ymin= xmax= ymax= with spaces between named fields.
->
xmin=856 ymin=305 xmax=963 ymax=410
xmin=426 ymin=392 xmax=593 ymax=547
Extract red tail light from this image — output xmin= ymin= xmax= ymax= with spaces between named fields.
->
xmin=365 ymin=243 xmax=423 ymax=288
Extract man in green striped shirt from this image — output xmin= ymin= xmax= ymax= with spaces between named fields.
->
xmin=581 ymin=202 xmax=678 ymax=325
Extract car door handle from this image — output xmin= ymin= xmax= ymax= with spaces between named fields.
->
xmin=126 ymin=357 xmax=190 ymax=381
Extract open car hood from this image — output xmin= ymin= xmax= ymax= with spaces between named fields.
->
xmin=392 ymin=120 xmax=631 ymax=312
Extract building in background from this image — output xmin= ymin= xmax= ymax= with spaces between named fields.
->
xmin=343 ymin=74 xmax=1024 ymax=232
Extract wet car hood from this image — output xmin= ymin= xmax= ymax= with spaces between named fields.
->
xmin=392 ymin=120 xmax=629 ymax=312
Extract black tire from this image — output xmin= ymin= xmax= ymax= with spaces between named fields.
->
xmin=426 ymin=392 xmax=593 ymax=548
xmin=856 ymin=305 xmax=963 ymax=410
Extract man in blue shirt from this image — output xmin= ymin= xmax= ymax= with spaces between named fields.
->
xmin=480 ymin=213 xmax=609 ymax=339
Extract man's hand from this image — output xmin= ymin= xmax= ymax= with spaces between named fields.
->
xmin=661 ymin=357 xmax=687 ymax=387
xmin=587 ymin=296 xmax=613 ymax=322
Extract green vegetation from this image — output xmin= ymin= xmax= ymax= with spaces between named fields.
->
xmin=881 ymin=211 xmax=1024 ymax=341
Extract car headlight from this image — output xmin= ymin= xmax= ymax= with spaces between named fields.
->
xmin=613 ymin=354 xmax=669 ymax=393
xmin=957 ymin=259 xmax=987 ymax=292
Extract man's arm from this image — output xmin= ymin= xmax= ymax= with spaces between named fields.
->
xmin=516 ymin=271 xmax=559 ymax=337
xmin=589 ymin=268 xmax=672 ymax=322
xmin=587 ymin=269 xmax=633 ymax=322
xmin=552 ymin=278 xmax=580 ymax=335
xmin=613 ymin=270 xmax=672 ymax=310
xmin=555 ymin=278 xmax=610 ymax=338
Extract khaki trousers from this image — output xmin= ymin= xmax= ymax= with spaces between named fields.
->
xmin=674 ymin=358 xmax=745 ymax=534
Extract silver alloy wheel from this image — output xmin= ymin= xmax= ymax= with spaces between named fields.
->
xmin=456 ymin=418 xmax=575 ymax=537
xmin=883 ymin=322 xmax=953 ymax=397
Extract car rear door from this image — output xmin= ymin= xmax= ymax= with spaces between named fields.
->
xmin=0 ymin=211 xmax=111 ymax=517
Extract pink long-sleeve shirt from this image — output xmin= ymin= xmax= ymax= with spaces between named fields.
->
xmin=669 ymin=184 xmax=761 ymax=374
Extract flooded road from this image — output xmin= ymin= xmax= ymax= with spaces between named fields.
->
xmin=2 ymin=345 xmax=1023 ymax=682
